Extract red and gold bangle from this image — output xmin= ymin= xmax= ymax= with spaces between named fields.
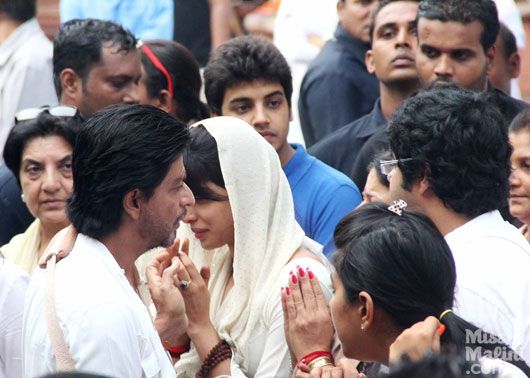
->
xmin=299 ymin=350 xmax=334 ymax=366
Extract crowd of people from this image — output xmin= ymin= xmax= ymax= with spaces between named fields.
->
xmin=1 ymin=0 xmax=530 ymax=377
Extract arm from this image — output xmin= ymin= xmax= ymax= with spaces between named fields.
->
xmin=140 ymin=0 xmax=174 ymax=40
xmin=209 ymin=0 xmax=232 ymax=50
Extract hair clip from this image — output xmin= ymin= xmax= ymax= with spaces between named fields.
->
xmin=388 ymin=200 xmax=407 ymax=216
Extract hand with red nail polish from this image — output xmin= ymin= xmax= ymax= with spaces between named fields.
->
xmin=281 ymin=260 xmax=334 ymax=362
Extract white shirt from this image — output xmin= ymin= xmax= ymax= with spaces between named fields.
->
xmin=0 ymin=258 xmax=28 ymax=378
xmin=23 ymin=234 xmax=176 ymax=378
xmin=445 ymin=211 xmax=530 ymax=363
xmin=0 ymin=18 xmax=57 ymax=158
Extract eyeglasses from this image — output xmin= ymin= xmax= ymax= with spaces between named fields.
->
xmin=15 ymin=106 xmax=79 ymax=123
xmin=139 ymin=41 xmax=174 ymax=97
xmin=379 ymin=158 xmax=415 ymax=176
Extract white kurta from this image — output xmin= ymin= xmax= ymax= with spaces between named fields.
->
xmin=23 ymin=234 xmax=176 ymax=378
xmin=0 ymin=18 xmax=58 ymax=158
xmin=445 ymin=211 xmax=530 ymax=363
xmin=0 ymin=258 xmax=28 ymax=378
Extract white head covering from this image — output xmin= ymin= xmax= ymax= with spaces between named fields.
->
xmin=175 ymin=116 xmax=305 ymax=375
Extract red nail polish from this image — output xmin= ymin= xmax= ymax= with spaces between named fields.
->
xmin=438 ymin=324 xmax=446 ymax=336
xmin=308 ymin=270 xmax=315 ymax=279
xmin=286 ymin=287 xmax=291 ymax=295
xmin=298 ymin=267 xmax=305 ymax=277
xmin=291 ymin=274 xmax=298 ymax=284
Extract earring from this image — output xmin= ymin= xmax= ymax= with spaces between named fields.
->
xmin=361 ymin=323 xmax=365 ymax=331
xmin=20 ymin=194 xmax=25 ymax=203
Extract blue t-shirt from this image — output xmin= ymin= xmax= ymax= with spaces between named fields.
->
xmin=283 ymin=144 xmax=361 ymax=257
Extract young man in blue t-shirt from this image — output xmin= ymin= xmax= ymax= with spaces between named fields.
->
xmin=203 ymin=36 xmax=361 ymax=257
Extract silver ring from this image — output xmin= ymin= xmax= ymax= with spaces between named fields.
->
xmin=178 ymin=280 xmax=191 ymax=290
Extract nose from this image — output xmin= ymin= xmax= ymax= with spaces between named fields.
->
xmin=181 ymin=184 xmax=196 ymax=223
xmin=123 ymin=83 xmax=140 ymax=104
xmin=251 ymin=104 xmax=270 ymax=129
xmin=510 ymin=168 xmax=521 ymax=187
xmin=396 ymin=28 xmax=412 ymax=49
xmin=434 ymin=55 xmax=454 ymax=78
xmin=42 ymin=168 xmax=61 ymax=193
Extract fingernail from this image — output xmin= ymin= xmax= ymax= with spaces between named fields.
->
xmin=437 ymin=324 xmax=446 ymax=337
xmin=286 ymin=287 xmax=291 ymax=295
xmin=291 ymin=274 xmax=298 ymax=284
xmin=308 ymin=270 xmax=315 ymax=279
xmin=298 ymin=267 xmax=305 ymax=277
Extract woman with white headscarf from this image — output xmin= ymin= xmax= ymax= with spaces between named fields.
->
xmin=172 ymin=116 xmax=333 ymax=377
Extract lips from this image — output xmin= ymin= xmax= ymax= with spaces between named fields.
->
xmin=258 ymin=131 xmax=275 ymax=139
xmin=392 ymin=53 xmax=415 ymax=66
xmin=40 ymin=199 xmax=65 ymax=208
xmin=191 ymin=228 xmax=207 ymax=240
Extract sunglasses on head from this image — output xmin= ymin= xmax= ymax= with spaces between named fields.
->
xmin=15 ymin=106 xmax=80 ymax=123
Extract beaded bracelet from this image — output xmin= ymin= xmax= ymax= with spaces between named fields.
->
xmin=196 ymin=339 xmax=232 ymax=378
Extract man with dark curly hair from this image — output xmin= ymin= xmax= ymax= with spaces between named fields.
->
xmin=386 ymin=85 xmax=530 ymax=363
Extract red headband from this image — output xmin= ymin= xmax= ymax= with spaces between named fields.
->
xmin=140 ymin=43 xmax=174 ymax=97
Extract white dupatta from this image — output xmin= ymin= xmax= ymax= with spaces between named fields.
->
xmin=175 ymin=117 xmax=306 ymax=376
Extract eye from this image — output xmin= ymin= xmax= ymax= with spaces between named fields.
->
xmin=421 ymin=46 xmax=439 ymax=59
xmin=452 ymin=50 xmax=472 ymax=62
xmin=267 ymin=96 xmax=284 ymax=109
xmin=25 ymin=164 xmax=42 ymax=178
xmin=232 ymin=103 xmax=251 ymax=114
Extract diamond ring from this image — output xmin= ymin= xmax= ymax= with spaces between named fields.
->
xmin=178 ymin=280 xmax=191 ymax=290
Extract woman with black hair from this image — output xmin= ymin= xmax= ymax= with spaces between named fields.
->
xmin=163 ymin=116 xmax=333 ymax=377
xmin=282 ymin=203 xmax=529 ymax=377
xmin=138 ymin=40 xmax=210 ymax=125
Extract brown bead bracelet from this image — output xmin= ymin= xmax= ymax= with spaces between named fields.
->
xmin=196 ymin=339 xmax=232 ymax=378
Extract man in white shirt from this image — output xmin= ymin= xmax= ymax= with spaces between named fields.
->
xmin=0 ymin=0 xmax=57 ymax=157
xmin=386 ymin=85 xmax=530 ymax=363
xmin=23 ymin=104 xmax=195 ymax=377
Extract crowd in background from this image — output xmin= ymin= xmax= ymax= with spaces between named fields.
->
xmin=1 ymin=0 xmax=530 ymax=377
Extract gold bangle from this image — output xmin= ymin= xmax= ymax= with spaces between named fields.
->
xmin=308 ymin=356 xmax=334 ymax=370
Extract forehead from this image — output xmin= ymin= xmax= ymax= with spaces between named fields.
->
xmin=374 ymin=1 xmax=419 ymax=30
xmin=22 ymin=136 xmax=72 ymax=159
xmin=90 ymin=43 xmax=141 ymax=76
xmin=417 ymin=18 xmax=484 ymax=51
xmin=223 ymin=80 xmax=286 ymax=103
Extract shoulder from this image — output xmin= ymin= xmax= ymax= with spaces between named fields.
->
xmin=305 ymin=157 xmax=360 ymax=192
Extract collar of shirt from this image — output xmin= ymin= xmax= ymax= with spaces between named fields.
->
xmin=445 ymin=210 xmax=529 ymax=253
xmin=283 ymin=143 xmax=314 ymax=188
xmin=333 ymin=24 xmax=370 ymax=63
xmin=356 ymin=99 xmax=386 ymax=138
xmin=0 ymin=18 xmax=42 ymax=66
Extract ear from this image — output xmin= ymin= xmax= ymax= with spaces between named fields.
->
xmin=365 ymin=50 xmax=376 ymax=75
xmin=156 ymin=89 xmax=175 ymax=115
xmin=508 ymin=52 xmax=521 ymax=79
xmin=485 ymin=45 xmax=496 ymax=72
xmin=123 ymin=189 xmax=144 ymax=221
xmin=417 ymin=165 xmax=431 ymax=196
xmin=60 ymin=68 xmax=82 ymax=101
xmin=358 ymin=291 xmax=375 ymax=331
xmin=337 ymin=0 xmax=345 ymax=23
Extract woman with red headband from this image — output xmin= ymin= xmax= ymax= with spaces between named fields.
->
xmin=138 ymin=40 xmax=210 ymax=125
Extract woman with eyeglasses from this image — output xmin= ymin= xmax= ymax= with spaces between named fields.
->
xmin=282 ymin=203 xmax=530 ymax=377
xmin=509 ymin=109 xmax=530 ymax=243
xmin=0 ymin=107 xmax=83 ymax=275
xmin=138 ymin=40 xmax=210 ymax=125
xmin=360 ymin=150 xmax=391 ymax=205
